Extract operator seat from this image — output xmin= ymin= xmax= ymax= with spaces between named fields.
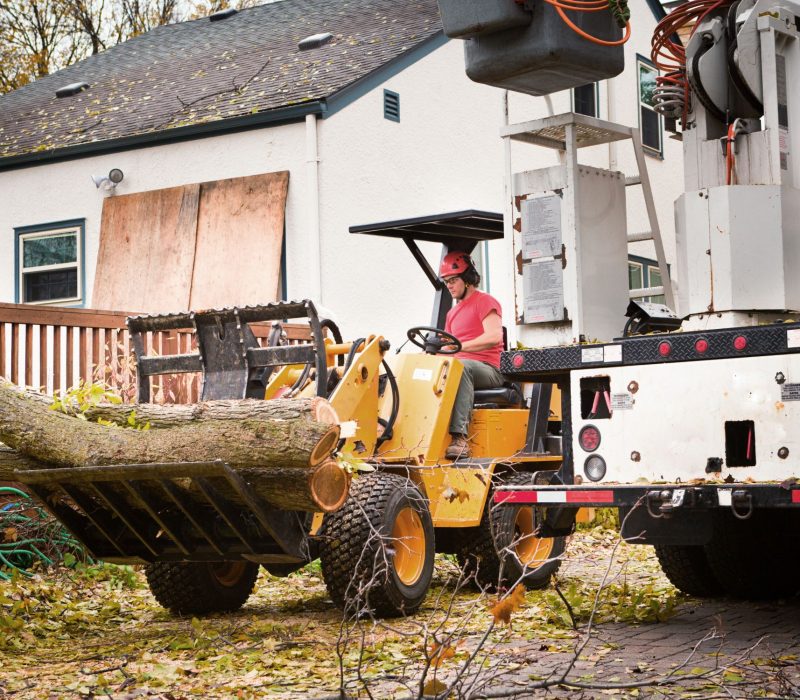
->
xmin=472 ymin=326 xmax=524 ymax=407
xmin=473 ymin=383 xmax=525 ymax=408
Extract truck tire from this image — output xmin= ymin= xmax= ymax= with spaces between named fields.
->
xmin=458 ymin=472 xmax=565 ymax=591
xmin=703 ymin=511 xmax=800 ymax=599
xmin=318 ymin=472 xmax=434 ymax=617
xmin=654 ymin=544 xmax=720 ymax=596
xmin=144 ymin=561 xmax=259 ymax=615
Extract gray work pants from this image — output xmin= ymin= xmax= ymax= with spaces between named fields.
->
xmin=449 ymin=359 xmax=505 ymax=435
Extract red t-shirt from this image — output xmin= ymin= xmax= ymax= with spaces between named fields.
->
xmin=444 ymin=290 xmax=503 ymax=368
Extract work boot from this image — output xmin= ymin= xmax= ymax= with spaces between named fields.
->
xmin=445 ymin=434 xmax=471 ymax=460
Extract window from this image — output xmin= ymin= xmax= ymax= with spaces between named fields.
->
xmin=628 ymin=260 xmax=643 ymax=292
xmin=637 ymin=56 xmax=662 ymax=155
xmin=628 ymin=255 xmax=667 ymax=304
xmin=572 ymin=83 xmax=599 ymax=118
xmin=15 ymin=220 xmax=84 ymax=305
xmin=647 ymin=264 xmax=666 ymax=304
xmin=383 ymin=89 xmax=400 ymax=122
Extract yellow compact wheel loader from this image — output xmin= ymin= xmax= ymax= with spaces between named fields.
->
xmin=17 ymin=214 xmax=572 ymax=618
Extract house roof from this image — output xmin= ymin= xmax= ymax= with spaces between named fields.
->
xmin=0 ymin=0 xmax=443 ymax=166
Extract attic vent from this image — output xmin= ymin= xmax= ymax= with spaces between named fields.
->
xmin=56 ymin=82 xmax=89 ymax=98
xmin=384 ymin=89 xmax=400 ymax=122
xmin=209 ymin=8 xmax=237 ymax=21
xmin=299 ymin=32 xmax=333 ymax=51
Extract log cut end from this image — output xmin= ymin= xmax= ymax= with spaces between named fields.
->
xmin=309 ymin=426 xmax=341 ymax=467
xmin=309 ymin=459 xmax=351 ymax=512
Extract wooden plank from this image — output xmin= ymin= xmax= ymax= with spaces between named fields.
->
xmin=189 ymin=172 xmax=288 ymax=309
xmin=24 ymin=324 xmax=33 ymax=387
xmin=65 ymin=326 xmax=74 ymax=390
xmin=11 ymin=323 xmax=19 ymax=384
xmin=0 ymin=322 xmax=5 ymax=379
xmin=78 ymin=327 xmax=87 ymax=385
xmin=92 ymin=184 xmax=200 ymax=312
xmin=0 ymin=302 xmax=131 ymax=329
xmin=92 ymin=328 xmax=100 ymax=383
xmin=39 ymin=325 xmax=47 ymax=391
xmin=53 ymin=326 xmax=62 ymax=394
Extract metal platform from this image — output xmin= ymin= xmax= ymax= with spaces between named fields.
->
xmin=500 ymin=113 xmax=633 ymax=150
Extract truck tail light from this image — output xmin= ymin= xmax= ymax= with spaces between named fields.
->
xmin=579 ymin=425 xmax=601 ymax=451
xmin=584 ymin=454 xmax=607 ymax=482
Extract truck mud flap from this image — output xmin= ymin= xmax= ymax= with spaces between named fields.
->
xmin=15 ymin=460 xmax=310 ymax=565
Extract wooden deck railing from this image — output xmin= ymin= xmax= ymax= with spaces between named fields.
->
xmin=0 ymin=303 xmax=312 ymax=403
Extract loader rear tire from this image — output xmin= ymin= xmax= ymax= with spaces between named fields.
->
xmin=145 ymin=561 xmax=259 ymax=615
xmin=654 ymin=544 xmax=720 ymax=597
xmin=458 ymin=472 xmax=565 ymax=591
xmin=318 ymin=472 xmax=434 ymax=617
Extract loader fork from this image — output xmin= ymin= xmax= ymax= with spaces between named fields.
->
xmin=127 ymin=300 xmax=328 ymax=402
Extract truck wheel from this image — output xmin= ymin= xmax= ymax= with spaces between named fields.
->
xmin=318 ymin=472 xmax=435 ymax=617
xmin=458 ymin=472 xmax=565 ymax=591
xmin=654 ymin=544 xmax=720 ymax=596
xmin=144 ymin=561 xmax=259 ymax=615
xmin=703 ymin=511 xmax=800 ymax=599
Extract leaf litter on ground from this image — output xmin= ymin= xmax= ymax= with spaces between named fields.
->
xmin=0 ymin=524 xmax=703 ymax=699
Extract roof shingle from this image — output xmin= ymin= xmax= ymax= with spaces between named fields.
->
xmin=0 ymin=0 xmax=442 ymax=159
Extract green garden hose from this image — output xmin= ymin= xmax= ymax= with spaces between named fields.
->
xmin=0 ymin=486 xmax=88 ymax=579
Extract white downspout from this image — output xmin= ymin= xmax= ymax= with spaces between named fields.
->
xmin=305 ymin=113 xmax=322 ymax=304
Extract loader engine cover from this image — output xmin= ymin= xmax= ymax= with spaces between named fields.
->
xmin=457 ymin=0 xmax=624 ymax=96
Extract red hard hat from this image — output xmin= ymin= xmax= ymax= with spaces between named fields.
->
xmin=439 ymin=252 xmax=472 ymax=278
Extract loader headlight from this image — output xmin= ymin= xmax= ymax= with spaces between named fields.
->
xmin=584 ymin=454 xmax=607 ymax=482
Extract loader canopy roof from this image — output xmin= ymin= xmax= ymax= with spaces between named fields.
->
xmin=349 ymin=210 xmax=503 ymax=251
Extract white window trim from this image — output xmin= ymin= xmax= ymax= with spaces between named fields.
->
xmin=637 ymin=57 xmax=663 ymax=156
xmin=628 ymin=260 xmax=644 ymax=290
xmin=18 ymin=225 xmax=83 ymax=306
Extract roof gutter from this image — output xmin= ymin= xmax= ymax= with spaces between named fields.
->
xmin=0 ymin=100 xmax=327 ymax=173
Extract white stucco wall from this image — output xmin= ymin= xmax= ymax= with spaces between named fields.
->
xmin=0 ymin=123 xmax=310 ymax=310
xmin=1 ymin=3 xmax=685 ymax=351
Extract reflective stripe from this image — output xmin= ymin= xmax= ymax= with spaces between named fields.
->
xmin=494 ymin=489 xmax=616 ymax=504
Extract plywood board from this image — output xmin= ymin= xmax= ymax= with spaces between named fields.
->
xmin=189 ymin=172 xmax=289 ymax=309
xmin=93 ymin=184 xmax=200 ymax=312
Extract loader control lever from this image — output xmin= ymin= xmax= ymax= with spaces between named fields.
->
xmin=406 ymin=326 xmax=462 ymax=355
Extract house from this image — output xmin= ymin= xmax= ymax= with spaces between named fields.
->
xmin=0 ymin=0 xmax=681 ymax=358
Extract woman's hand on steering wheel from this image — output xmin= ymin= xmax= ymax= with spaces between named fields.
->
xmin=406 ymin=326 xmax=462 ymax=355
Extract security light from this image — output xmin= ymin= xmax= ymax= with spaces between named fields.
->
xmin=91 ymin=168 xmax=124 ymax=191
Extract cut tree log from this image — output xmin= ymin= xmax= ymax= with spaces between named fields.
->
xmin=0 ymin=378 xmax=346 ymax=512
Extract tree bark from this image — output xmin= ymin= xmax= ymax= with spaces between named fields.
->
xmin=0 ymin=378 xmax=346 ymax=512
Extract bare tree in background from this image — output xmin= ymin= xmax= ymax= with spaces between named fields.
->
xmin=0 ymin=0 xmax=261 ymax=94
xmin=0 ymin=0 xmax=82 ymax=91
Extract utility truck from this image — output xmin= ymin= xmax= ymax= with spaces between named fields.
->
xmin=435 ymin=0 xmax=800 ymax=597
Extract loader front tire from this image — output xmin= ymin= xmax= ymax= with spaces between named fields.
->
xmin=654 ymin=544 xmax=720 ymax=597
xmin=458 ymin=472 xmax=565 ymax=591
xmin=319 ymin=472 xmax=434 ymax=617
xmin=145 ymin=561 xmax=259 ymax=615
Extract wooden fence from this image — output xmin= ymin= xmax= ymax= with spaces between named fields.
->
xmin=0 ymin=303 xmax=311 ymax=403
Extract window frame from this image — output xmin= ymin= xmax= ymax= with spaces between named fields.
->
xmin=571 ymin=82 xmax=600 ymax=118
xmin=14 ymin=219 xmax=85 ymax=306
xmin=628 ymin=254 xmax=668 ymax=304
xmin=636 ymin=54 xmax=663 ymax=157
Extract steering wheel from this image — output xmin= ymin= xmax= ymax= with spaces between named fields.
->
xmin=406 ymin=326 xmax=462 ymax=355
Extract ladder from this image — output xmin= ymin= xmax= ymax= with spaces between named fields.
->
xmin=501 ymin=112 xmax=675 ymax=312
